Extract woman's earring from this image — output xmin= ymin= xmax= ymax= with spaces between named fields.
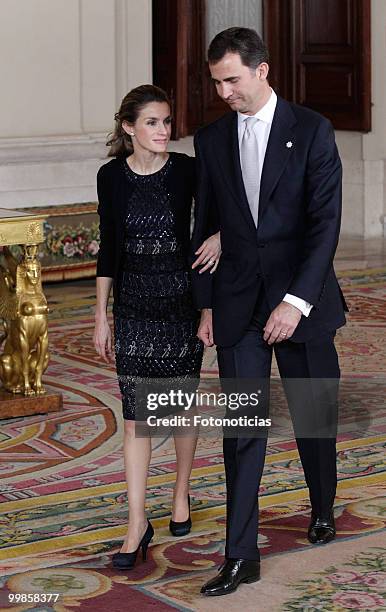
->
xmin=129 ymin=132 xmax=135 ymax=137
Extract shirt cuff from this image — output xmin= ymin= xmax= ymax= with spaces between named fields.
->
xmin=283 ymin=293 xmax=313 ymax=317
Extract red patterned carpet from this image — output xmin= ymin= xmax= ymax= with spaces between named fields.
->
xmin=0 ymin=268 xmax=385 ymax=611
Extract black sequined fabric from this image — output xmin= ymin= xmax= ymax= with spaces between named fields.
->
xmin=113 ymin=157 xmax=203 ymax=419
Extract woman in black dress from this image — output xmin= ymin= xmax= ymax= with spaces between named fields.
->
xmin=93 ymin=85 xmax=220 ymax=569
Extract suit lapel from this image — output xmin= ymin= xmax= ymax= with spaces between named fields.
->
xmin=212 ymin=98 xmax=297 ymax=228
xmin=258 ymin=97 xmax=297 ymax=219
xmin=215 ymin=113 xmax=256 ymax=230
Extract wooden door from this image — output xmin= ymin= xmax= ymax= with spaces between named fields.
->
xmin=152 ymin=0 xmax=226 ymax=136
xmin=152 ymin=0 xmax=189 ymax=139
xmin=264 ymin=0 xmax=371 ymax=130
xmin=153 ymin=0 xmax=371 ymax=135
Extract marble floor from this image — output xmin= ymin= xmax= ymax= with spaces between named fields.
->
xmin=335 ymin=237 xmax=386 ymax=271
xmin=43 ymin=237 xmax=386 ymax=303
xmin=44 ymin=236 xmax=386 ymax=303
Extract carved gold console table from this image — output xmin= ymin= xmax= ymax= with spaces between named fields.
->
xmin=0 ymin=209 xmax=62 ymax=419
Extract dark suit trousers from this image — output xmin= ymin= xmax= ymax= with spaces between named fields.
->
xmin=217 ymin=287 xmax=340 ymax=561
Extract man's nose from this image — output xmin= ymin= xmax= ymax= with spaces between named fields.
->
xmin=218 ymin=83 xmax=233 ymax=99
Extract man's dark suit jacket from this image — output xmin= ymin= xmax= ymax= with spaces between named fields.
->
xmin=191 ymin=96 xmax=348 ymax=347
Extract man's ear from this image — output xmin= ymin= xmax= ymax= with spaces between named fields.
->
xmin=257 ymin=62 xmax=269 ymax=80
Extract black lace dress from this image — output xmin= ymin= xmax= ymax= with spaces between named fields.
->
xmin=113 ymin=155 xmax=203 ymax=419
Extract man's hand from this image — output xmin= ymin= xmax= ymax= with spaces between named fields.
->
xmin=197 ymin=308 xmax=214 ymax=347
xmin=263 ymin=302 xmax=302 ymax=345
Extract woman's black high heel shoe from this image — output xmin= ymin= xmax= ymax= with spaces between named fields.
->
xmin=169 ymin=495 xmax=192 ymax=536
xmin=112 ymin=519 xmax=154 ymax=569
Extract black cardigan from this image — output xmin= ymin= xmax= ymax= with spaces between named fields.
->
xmin=96 ymin=152 xmax=196 ymax=290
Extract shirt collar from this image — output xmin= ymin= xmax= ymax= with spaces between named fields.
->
xmin=238 ymin=89 xmax=277 ymax=126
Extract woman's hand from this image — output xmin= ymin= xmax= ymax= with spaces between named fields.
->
xmin=93 ymin=315 xmax=113 ymax=363
xmin=192 ymin=231 xmax=221 ymax=274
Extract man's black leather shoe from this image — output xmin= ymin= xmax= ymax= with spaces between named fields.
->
xmin=308 ymin=511 xmax=336 ymax=544
xmin=200 ymin=558 xmax=260 ymax=596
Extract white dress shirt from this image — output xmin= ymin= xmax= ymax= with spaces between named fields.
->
xmin=237 ymin=89 xmax=312 ymax=317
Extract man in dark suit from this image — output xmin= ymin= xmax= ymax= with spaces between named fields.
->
xmin=191 ymin=28 xmax=347 ymax=597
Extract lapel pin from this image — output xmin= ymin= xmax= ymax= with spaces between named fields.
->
xmin=286 ymin=141 xmax=293 ymax=148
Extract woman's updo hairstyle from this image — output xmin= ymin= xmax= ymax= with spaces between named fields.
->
xmin=107 ymin=84 xmax=171 ymax=157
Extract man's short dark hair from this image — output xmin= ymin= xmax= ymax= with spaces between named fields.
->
xmin=208 ymin=27 xmax=269 ymax=69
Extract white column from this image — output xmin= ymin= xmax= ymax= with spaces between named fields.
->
xmin=362 ymin=0 xmax=386 ymax=237
xmin=0 ymin=0 xmax=81 ymax=138
xmin=0 ymin=0 xmax=153 ymax=208
xmin=80 ymin=0 xmax=116 ymax=134
xmin=205 ymin=0 xmax=263 ymax=48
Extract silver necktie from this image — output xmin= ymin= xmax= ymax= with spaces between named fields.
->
xmin=240 ymin=116 xmax=259 ymax=226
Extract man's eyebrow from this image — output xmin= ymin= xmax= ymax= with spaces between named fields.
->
xmin=211 ymin=76 xmax=239 ymax=83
